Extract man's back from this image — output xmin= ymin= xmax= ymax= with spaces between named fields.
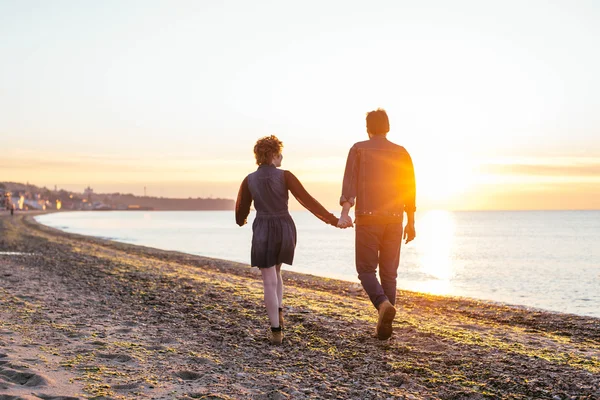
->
xmin=340 ymin=135 xmax=416 ymax=225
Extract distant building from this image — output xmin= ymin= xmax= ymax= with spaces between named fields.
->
xmin=1 ymin=190 xmax=8 ymax=209
xmin=84 ymin=186 xmax=94 ymax=201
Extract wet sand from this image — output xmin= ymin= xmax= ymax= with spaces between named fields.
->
xmin=0 ymin=213 xmax=598 ymax=399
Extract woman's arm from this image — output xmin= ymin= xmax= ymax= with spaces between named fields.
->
xmin=235 ymin=176 xmax=252 ymax=226
xmin=284 ymin=170 xmax=338 ymax=226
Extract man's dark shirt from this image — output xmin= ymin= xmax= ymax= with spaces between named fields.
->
xmin=340 ymin=135 xmax=416 ymax=225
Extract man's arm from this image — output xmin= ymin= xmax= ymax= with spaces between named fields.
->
xmin=403 ymin=151 xmax=416 ymax=243
xmin=339 ymin=145 xmax=358 ymax=228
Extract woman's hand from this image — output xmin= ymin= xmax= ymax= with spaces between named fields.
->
xmin=337 ymin=215 xmax=353 ymax=228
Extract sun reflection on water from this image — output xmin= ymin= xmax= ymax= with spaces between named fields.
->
xmin=414 ymin=210 xmax=456 ymax=295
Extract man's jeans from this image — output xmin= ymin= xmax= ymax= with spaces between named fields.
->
xmin=356 ymin=223 xmax=403 ymax=308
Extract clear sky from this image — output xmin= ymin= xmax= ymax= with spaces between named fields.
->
xmin=1 ymin=0 xmax=599 ymax=210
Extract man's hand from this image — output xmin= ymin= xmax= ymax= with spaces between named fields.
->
xmin=404 ymin=222 xmax=416 ymax=244
xmin=337 ymin=215 xmax=354 ymax=228
xmin=337 ymin=202 xmax=354 ymax=228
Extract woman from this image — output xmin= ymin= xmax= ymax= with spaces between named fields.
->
xmin=235 ymin=135 xmax=339 ymax=345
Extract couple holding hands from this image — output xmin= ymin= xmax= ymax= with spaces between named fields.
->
xmin=235 ymin=108 xmax=416 ymax=345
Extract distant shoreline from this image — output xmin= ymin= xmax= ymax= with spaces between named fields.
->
xmin=1 ymin=181 xmax=234 ymax=212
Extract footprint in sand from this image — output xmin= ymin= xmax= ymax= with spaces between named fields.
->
xmin=0 ymin=353 xmax=51 ymax=389
xmin=64 ymin=331 xmax=85 ymax=339
xmin=3 ymin=362 xmax=31 ymax=371
xmin=111 ymin=382 xmax=139 ymax=390
xmin=0 ymin=368 xmax=49 ymax=387
xmin=97 ymin=353 xmax=133 ymax=363
xmin=36 ymin=395 xmax=81 ymax=400
xmin=173 ymin=370 xmax=202 ymax=381
xmin=15 ymin=295 xmax=36 ymax=302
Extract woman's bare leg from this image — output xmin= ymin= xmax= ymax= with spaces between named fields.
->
xmin=276 ymin=263 xmax=283 ymax=308
xmin=261 ymin=266 xmax=280 ymax=328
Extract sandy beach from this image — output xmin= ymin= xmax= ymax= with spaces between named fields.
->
xmin=0 ymin=212 xmax=598 ymax=399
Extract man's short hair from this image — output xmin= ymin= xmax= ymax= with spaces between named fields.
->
xmin=366 ymin=108 xmax=390 ymax=135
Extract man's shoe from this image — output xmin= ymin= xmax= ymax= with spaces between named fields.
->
xmin=269 ymin=327 xmax=283 ymax=345
xmin=376 ymin=300 xmax=396 ymax=340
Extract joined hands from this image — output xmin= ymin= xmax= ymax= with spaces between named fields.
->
xmin=337 ymin=214 xmax=354 ymax=229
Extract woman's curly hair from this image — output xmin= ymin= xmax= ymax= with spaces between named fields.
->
xmin=254 ymin=135 xmax=284 ymax=166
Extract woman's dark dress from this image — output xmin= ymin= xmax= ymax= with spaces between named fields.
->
xmin=235 ymin=164 xmax=338 ymax=268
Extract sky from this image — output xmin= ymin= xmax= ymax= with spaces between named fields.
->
xmin=1 ymin=0 xmax=599 ymax=210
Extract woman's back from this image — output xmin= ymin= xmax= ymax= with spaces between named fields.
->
xmin=247 ymin=164 xmax=289 ymax=214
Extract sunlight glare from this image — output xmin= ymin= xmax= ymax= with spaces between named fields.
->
xmin=412 ymin=151 xmax=476 ymax=206
xmin=416 ymin=210 xmax=456 ymax=294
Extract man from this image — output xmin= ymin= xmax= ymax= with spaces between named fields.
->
xmin=338 ymin=108 xmax=416 ymax=340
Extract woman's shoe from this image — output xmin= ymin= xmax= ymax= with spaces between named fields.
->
xmin=278 ymin=307 xmax=284 ymax=329
xmin=270 ymin=327 xmax=283 ymax=345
